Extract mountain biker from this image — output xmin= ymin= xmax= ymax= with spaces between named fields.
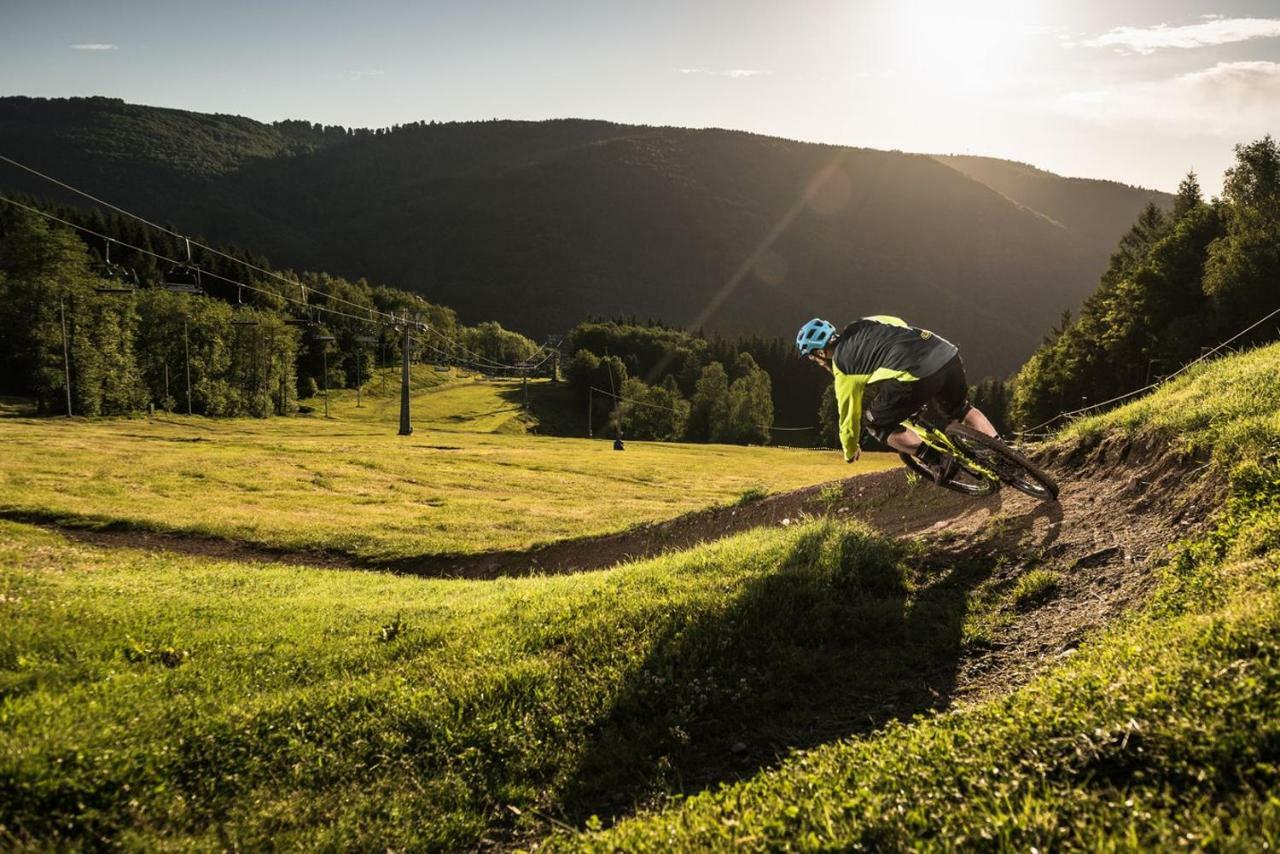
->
xmin=796 ymin=316 xmax=999 ymax=482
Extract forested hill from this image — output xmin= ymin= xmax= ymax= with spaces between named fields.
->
xmin=932 ymin=155 xmax=1173 ymax=258
xmin=0 ymin=96 xmax=1170 ymax=376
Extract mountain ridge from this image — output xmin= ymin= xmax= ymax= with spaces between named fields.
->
xmin=0 ymin=97 xmax=1172 ymax=375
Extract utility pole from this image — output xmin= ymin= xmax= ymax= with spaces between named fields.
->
xmin=59 ymin=297 xmax=72 ymax=417
xmin=399 ymin=312 xmax=413 ymax=436
xmin=355 ymin=335 xmax=377 ymax=408
xmin=587 ymin=388 xmax=593 ymax=438
xmin=164 ymin=363 xmax=170 ymax=411
xmin=313 ymin=330 xmax=336 ymax=419
xmin=322 ymin=347 xmax=330 ymax=418
xmin=522 ymin=369 xmax=529 ymax=410
xmin=183 ymin=318 xmax=193 ymax=416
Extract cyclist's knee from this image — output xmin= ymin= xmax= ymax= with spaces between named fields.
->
xmin=864 ymin=417 xmax=907 ymax=446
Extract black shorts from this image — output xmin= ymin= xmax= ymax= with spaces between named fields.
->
xmin=863 ymin=354 xmax=972 ymax=444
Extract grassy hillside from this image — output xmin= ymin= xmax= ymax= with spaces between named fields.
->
xmin=558 ymin=343 xmax=1280 ymax=849
xmin=0 ymin=97 xmax=1167 ymax=376
xmin=0 ymin=515 xmax=983 ymax=850
xmin=0 ymin=369 xmax=879 ymax=561
xmin=6 ymin=343 xmax=1280 ymax=848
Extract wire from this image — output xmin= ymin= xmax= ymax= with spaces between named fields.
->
xmin=0 ymin=194 xmax=391 ymax=329
xmin=0 ymin=152 xmax=403 ymax=325
xmin=1017 ymin=300 xmax=1280 ymax=437
xmin=0 ymin=151 xmax=565 ymax=374
xmin=1 ymin=192 xmax=562 ymax=379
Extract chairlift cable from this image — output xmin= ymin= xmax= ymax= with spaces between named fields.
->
xmin=0 ymin=195 xmax=389 ymax=329
xmin=0 ymin=152 xmax=403 ymax=326
xmin=0 ymin=149 xmax=556 ymax=372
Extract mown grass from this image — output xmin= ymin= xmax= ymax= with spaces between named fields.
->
xmin=554 ymin=345 xmax=1280 ymax=850
xmin=0 ymin=517 xmax=997 ymax=849
xmin=0 ymin=368 xmax=885 ymax=561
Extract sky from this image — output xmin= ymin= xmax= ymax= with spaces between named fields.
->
xmin=2 ymin=0 xmax=1278 ymax=193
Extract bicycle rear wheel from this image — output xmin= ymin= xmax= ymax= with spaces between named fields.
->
xmin=945 ymin=424 xmax=1060 ymax=502
xmin=899 ymin=452 xmax=998 ymax=497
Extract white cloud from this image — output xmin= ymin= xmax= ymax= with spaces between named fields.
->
xmin=347 ymin=69 xmax=385 ymax=81
xmin=1057 ymin=61 xmax=1280 ymax=136
xmin=71 ymin=43 xmax=118 ymax=51
xmin=1083 ymin=17 xmax=1280 ymax=54
xmin=678 ymin=68 xmax=768 ymax=79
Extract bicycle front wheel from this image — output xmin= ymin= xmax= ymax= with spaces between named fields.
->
xmin=945 ymin=424 xmax=1060 ymax=502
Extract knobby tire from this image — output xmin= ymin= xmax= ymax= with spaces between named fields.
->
xmin=945 ymin=424 xmax=1060 ymax=502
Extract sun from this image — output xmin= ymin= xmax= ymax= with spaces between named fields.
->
xmin=884 ymin=0 xmax=1051 ymax=92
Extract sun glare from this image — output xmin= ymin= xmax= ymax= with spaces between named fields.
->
xmin=886 ymin=0 xmax=1047 ymax=91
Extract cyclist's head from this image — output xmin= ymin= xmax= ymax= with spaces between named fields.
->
xmin=796 ymin=318 xmax=837 ymax=358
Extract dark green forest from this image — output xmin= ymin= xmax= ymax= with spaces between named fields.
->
xmin=0 ymin=200 xmax=539 ymax=418
xmin=562 ymin=321 xmax=784 ymax=442
xmin=0 ymin=97 xmax=1171 ymax=379
xmin=1010 ymin=136 xmax=1280 ymax=430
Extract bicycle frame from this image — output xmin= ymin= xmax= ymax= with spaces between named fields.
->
xmin=900 ymin=418 xmax=1000 ymax=483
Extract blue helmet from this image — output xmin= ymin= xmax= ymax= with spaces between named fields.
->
xmin=796 ymin=317 xmax=837 ymax=356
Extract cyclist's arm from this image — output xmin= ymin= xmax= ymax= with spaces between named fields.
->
xmin=835 ymin=372 xmax=869 ymax=463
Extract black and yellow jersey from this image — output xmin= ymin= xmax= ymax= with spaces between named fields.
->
xmin=831 ymin=316 xmax=957 ymax=461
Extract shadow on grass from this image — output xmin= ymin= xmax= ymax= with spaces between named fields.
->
xmin=496 ymin=382 xmax=585 ymax=437
xmin=557 ymin=519 xmax=1000 ymax=825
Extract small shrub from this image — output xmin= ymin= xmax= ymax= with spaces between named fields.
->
xmin=1011 ymin=569 xmax=1060 ymax=610
xmin=737 ymin=486 xmax=768 ymax=505
xmin=818 ymin=484 xmax=843 ymax=508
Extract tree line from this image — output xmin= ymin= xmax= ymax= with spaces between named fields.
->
xmin=1010 ymin=136 xmax=1280 ymax=430
xmin=562 ymin=320 xmax=781 ymax=444
xmin=0 ymin=200 xmax=540 ymax=416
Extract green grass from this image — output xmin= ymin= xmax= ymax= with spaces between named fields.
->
xmin=0 ymin=517 xmax=995 ymax=849
xmin=0 ymin=369 xmax=888 ymax=561
xmin=1061 ymin=340 xmax=1280 ymax=462
xmin=10 ymin=346 xmax=1280 ymax=849
xmin=1010 ymin=567 xmax=1060 ymax=610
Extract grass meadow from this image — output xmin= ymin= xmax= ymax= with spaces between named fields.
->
xmin=0 ymin=368 xmax=887 ymax=561
xmin=6 ymin=349 xmax=1280 ymax=848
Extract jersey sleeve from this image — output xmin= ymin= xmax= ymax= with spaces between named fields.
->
xmin=834 ymin=372 xmax=868 ymax=462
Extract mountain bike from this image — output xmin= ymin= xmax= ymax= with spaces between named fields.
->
xmin=896 ymin=417 xmax=1060 ymax=502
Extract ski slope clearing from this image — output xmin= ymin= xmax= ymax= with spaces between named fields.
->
xmin=0 ymin=370 xmax=879 ymax=563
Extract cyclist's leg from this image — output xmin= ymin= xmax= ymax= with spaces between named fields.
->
xmin=934 ymin=354 xmax=998 ymax=439
xmin=963 ymin=407 xmax=998 ymax=438
xmin=864 ymin=379 xmax=931 ymax=454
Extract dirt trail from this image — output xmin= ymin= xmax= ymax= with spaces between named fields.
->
xmin=11 ymin=433 xmax=1207 ymax=597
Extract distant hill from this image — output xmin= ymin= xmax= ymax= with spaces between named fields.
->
xmin=932 ymin=154 xmax=1173 ymax=259
xmin=0 ymin=97 xmax=1172 ymax=376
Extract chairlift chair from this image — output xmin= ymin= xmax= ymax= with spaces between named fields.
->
xmin=162 ymin=264 xmax=204 ymax=294
xmin=163 ymin=238 xmax=205 ymax=295
xmin=230 ymin=286 xmax=259 ymax=325
xmin=94 ymin=240 xmax=140 ymax=293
